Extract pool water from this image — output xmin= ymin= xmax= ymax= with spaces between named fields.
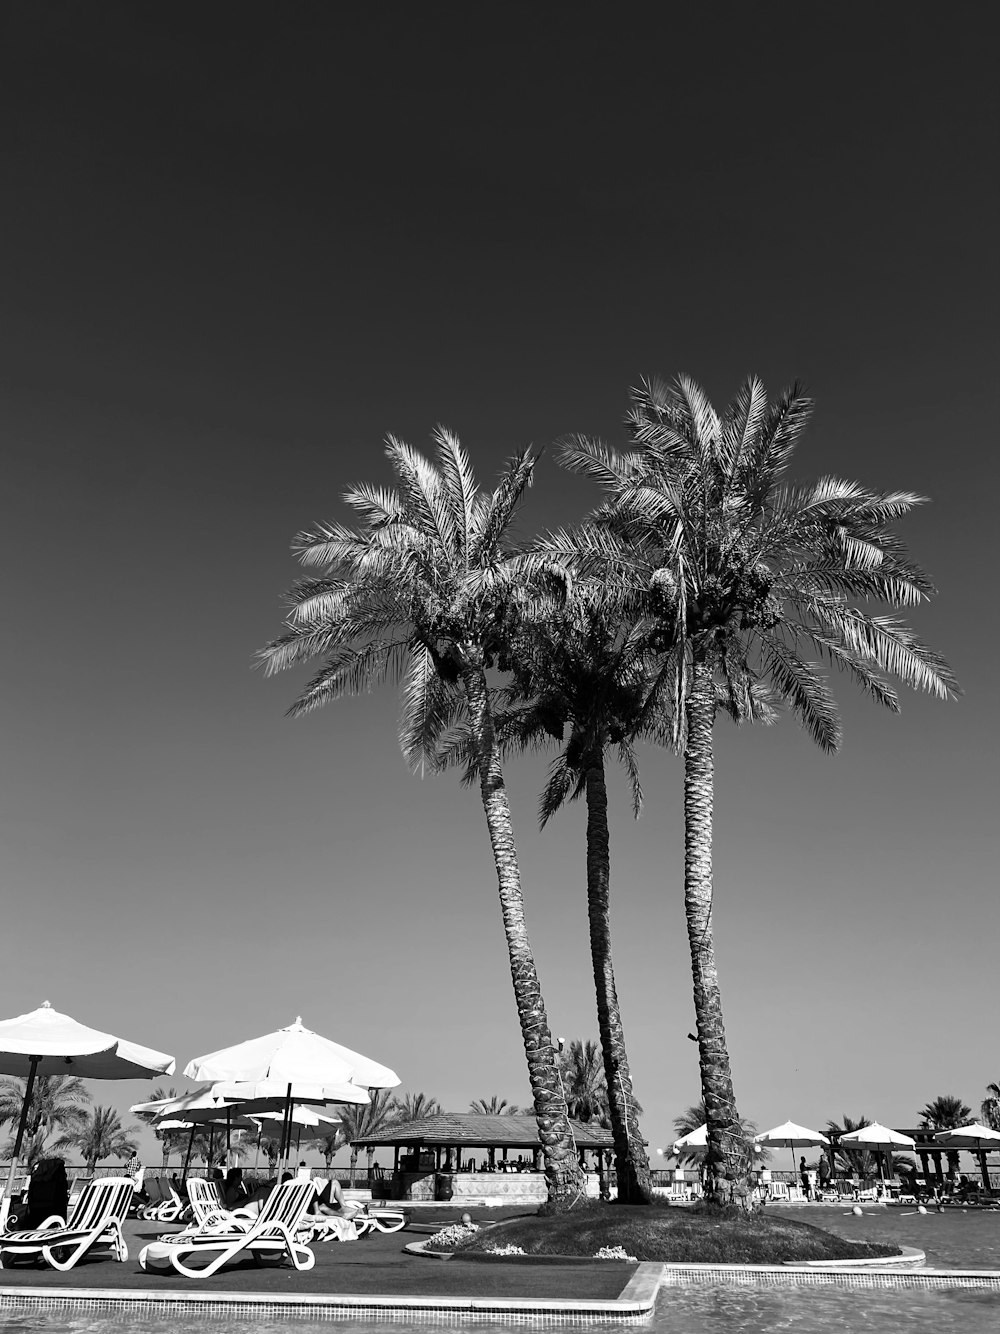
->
xmin=771 ymin=1203 xmax=1000 ymax=1270
xmin=3 ymin=1207 xmax=1000 ymax=1334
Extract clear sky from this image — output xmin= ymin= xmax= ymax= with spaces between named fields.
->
xmin=2 ymin=4 xmax=997 ymax=1168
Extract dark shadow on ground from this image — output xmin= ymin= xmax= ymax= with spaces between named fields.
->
xmin=0 ymin=1210 xmax=634 ymax=1301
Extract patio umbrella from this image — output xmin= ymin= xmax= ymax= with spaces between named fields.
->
xmin=0 ymin=1001 xmax=174 ymax=1222
xmin=753 ymin=1120 xmax=829 ymax=1185
xmin=184 ymin=1017 xmax=397 ymax=1177
xmin=837 ymin=1121 xmax=915 ymax=1188
xmin=933 ymin=1122 xmax=1000 ymax=1190
xmin=672 ymin=1124 xmax=707 ymax=1156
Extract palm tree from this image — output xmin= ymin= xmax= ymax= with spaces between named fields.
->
xmin=557 ymin=1039 xmax=609 ymax=1125
xmin=919 ymin=1095 xmax=973 ymax=1176
xmin=671 ymin=1100 xmax=764 ymax=1171
xmin=485 ymin=595 xmax=663 ymax=1202
xmin=73 ymin=1106 xmax=140 ymax=1171
xmin=132 ymin=1085 xmax=189 ymax=1167
xmin=556 ymin=375 xmax=959 ymax=1203
xmin=332 ymin=1089 xmax=402 ymax=1186
xmin=826 ymin=1115 xmax=882 ymax=1180
xmin=982 ymin=1084 xmax=1000 ymax=1132
xmin=260 ymin=429 xmax=585 ymax=1205
xmin=469 ymin=1097 xmax=522 ymax=1115
xmin=0 ymin=1075 xmax=91 ymax=1164
xmin=392 ymin=1092 xmax=441 ymax=1123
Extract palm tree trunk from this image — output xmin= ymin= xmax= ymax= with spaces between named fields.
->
xmin=684 ymin=654 xmax=747 ymax=1205
xmin=583 ymin=749 xmax=652 ymax=1204
xmin=463 ymin=664 xmax=584 ymax=1208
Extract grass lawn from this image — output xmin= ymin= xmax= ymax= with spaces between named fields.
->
xmin=453 ymin=1201 xmax=901 ymax=1264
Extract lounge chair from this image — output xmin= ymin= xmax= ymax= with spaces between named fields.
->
xmin=0 ymin=1176 xmax=134 ymax=1271
xmin=767 ymin=1180 xmax=791 ymax=1202
xmin=303 ymin=1200 xmax=407 ymax=1243
xmin=137 ymin=1178 xmax=317 ymax=1278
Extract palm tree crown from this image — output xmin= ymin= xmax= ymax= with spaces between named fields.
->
xmin=73 ymin=1106 xmax=140 ymax=1171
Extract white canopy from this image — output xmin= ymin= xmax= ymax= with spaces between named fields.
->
xmin=754 ymin=1120 xmax=829 ymax=1149
xmin=184 ymin=1017 xmax=398 ymax=1092
xmin=0 ymin=1001 xmax=175 ymax=1216
xmin=932 ymin=1123 xmax=1000 ymax=1149
xmin=837 ymin=1122 xmax=915 ymax=1151
xmin=0 ymin=1001 xmax=175 ymax=1081
xmin=672 ymin=1124 xmax=707 ymax=1154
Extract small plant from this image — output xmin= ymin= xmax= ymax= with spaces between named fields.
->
xmin=594 ymin=1244 xmax=638 ymax=1261
xmin=426 ymin=1222 xmax=480 ymax=1249
xmin=484 ymin=1242 xmax=526 ymax=1256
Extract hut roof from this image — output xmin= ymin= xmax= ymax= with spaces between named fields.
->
xmin=351 ymin=1112 xmax=613 ymax=1149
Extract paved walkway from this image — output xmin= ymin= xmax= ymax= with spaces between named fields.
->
xmin=0 ymin=1213 xmax=657 ymax=1319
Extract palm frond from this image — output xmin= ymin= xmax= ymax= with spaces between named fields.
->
xmin=433 ymin=427 xmax=477 ymax=566
xmin=760 ymin=639 xmax=842 ymax=752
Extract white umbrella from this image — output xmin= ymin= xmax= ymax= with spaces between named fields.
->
xmin=184 ymin=1017 xmax=399 ymax=1090
xmin=754 ymin=1120 xmax=829 ymax=1185
xmin=933 ymin=1122 xmax=1000 ymax=1190
xmin=184 ymin=1017 xmax=397 ymax=1176
xmin=0 ymin=1001 xmax=175 ymax=1219
xmin=837 ymin=1121 xmax=915 ymax=1188
xmin=672 ymin=1124 xmax=707 ymax=1156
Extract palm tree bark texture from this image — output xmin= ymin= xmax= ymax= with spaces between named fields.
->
xmin=684 ymin=654 xmax=746 ymax=1204
xmin=463 ymin=663 xmax=585 ymax=1206
xmin=584 ymin=748 xmax=652 ymax=1203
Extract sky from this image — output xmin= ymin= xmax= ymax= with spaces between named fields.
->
xmin=1 ymin=4 xmax=997 ymax=1169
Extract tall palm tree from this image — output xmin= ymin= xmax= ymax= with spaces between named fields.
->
xmin=468 ymin=593 xmax=662 ymax=1202
xmin=0 ymin=1074 xmax=91 ymax=1163
xmin=556 ymin=374 xmax=959 ymax=1203
xmin=981 ymin=1084 xmax=1000 ymax=1132
xmin=919 ymin=1095 xmax=973 ymax=1176
xmin=73 ymin=1106 xmax=140 ymax=1171
xmin=260 ymin=429 xmax=584 ymax=1205
xmin=469 ymin=1096 xmax=522 ymax=1115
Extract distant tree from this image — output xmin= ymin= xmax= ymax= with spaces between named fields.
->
xmin=981 ymin=1084 xmax=1000 ymax=1133
xmin=919 ymin=1095 xmax=973 ymax=1176
xmin=469 ymin=1097 xmax=522 ymax=1115
xmin=334 ymin=1090 xmax=404 ymax=1186
xmin=0 ymin=1075 xmax=91 ymax=1165
xmin=557 ymin=1040 xmax=612 ymax=1125
xmin=132 ymin=1085 xmax=189 ymax=1167
xmin=317 ymin=1134 xmax=340 ymax=1169
xmin=671 ymin=1100 xmax=764 ymax=1170
xmin=392 ymin=1092 xmax=441 ymax=1124
xmin=73 ymin=1106 xmax=140 ymax=1171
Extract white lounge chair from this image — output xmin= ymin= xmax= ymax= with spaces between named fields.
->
xmin=138 ymin=1178 xmax=316 ymax=1278
xmin=0 ymin=1176 xmax=133 ymax=1271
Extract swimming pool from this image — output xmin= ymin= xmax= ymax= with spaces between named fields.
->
xmin=3 ymin=1208 xmax=1000 ymax=1334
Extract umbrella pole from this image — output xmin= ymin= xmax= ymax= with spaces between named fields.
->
xmin=979 ymin=1149 xmax=990 ymax=1192
xmin=252 ymin=1125 xmax=261 ymax=1173
xmin=1 ymin=1054 xmax=40 ymax=1226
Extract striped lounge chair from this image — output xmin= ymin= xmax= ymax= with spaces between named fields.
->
xmin=0 ymin=1176 xmax=134 ymax=1271
xmin=138 ymin=1177 xmax=316 ymax=1278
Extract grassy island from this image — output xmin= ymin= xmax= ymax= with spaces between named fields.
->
xmin=446 ymin=1202 xmax=901 ymax=1265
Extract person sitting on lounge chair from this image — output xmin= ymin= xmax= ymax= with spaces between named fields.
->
xmin=308 ymin=1177 xmax=363 ymax=1219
